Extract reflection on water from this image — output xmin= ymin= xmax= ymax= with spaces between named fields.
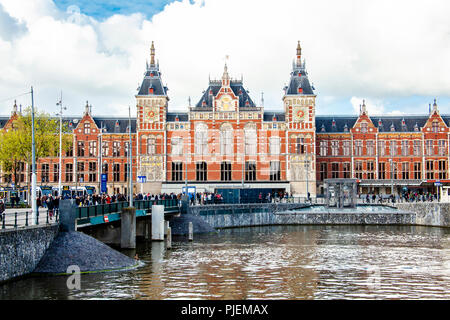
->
xmin=1 ymin=225 xmax=449 ymax=300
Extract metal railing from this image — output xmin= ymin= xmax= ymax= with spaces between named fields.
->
xmin=1 ymin=208 xmax=59 ymax=230
xmin=75 ymin=199 xmax=180 ymax=220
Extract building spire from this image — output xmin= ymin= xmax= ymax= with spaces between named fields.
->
xmin=361 ymin=99 xmax=367 ymax=115
xmin=150 ymin=41 xmax=155 ymax=67
xmin=296 ymin=41 xmax=302 ymax=67
xmin=222 ymin=63 xmax=230 ymax=86
xmin=12 ymin=100 xmax=18 ymax=115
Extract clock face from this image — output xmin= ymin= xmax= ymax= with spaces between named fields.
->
xmin=294 ymin=107 xmax=307 ymax=121
xmin=144 ymin=107 xmax=158 ymax=122
xmin=219 ymin=95 xmax=233 ymax=111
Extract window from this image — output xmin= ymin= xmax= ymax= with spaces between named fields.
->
xmin=65 ymin=163 xmax=73 ymax=182
xmin=343 ymin=163 xmax=351 ymax=179
xmin=77 ymin=162 xmax=84 ymax=183
xmin=361 ymin=122 xmax=368 ymax=133
xmin=245 ymin=126 xmax=257 ymax=155
xmin=401 ymin=140 xmax=409 ymax=156
xmin=113 ymin=163 xmax=120 ymax=182
xmin=355 ymin=161 xmax=363 ymax=179
xmin=66 ymin=145 xmax=73 ymax=157
xmin=89 ymin=141 xmax=97 ymax=157
xmin=296 ymin=137 xmax=305 ymax=154
xmin=77 ymin=141 xmax=85 ymax=157
xmin=331 ymin=163 xmax=339 ymax=178
xmin=320 ymin=162 xmax=327 ymax=181
xmin=102 ymin=141 xmax=109 ymax=157
xmin=89 ymin=162 xmax=97 ymax=182
xmin=367 ymin=161 xmax=375 ymax=179
xmin=113 ymin=141 xmax=120 ymax=157
xmin=172 ymin=162 xmax=183 ymax=181
xmin=378 ymin=162 xmax=386 ymax=179
xmin=426 ymin=160 xmax=434 ymax=180
xmin=171 ymin=137 xmax=183 ymax=156
xmin=196 ymin=162 xmax=207 ymax=181
xmin=124 ymin=163 xmax=129 ymax=182
xmin=426 ymin=140 xmax=433 ymax=156
xmin=269 ymin=137 xmax=280 ymax=155
xmin=195 ymin=123 xmax=208 ymax=155
xmin=413 ymin=140 xmax=421 ymax=156
xmin=270 ymin=161 xmax=280 ymax=181
xmin=53 ymin=164 xmax=59 ymax=182
xmin=343 ymin=141 xmax=350 ymax=156
xmin=432 ymin=121 xmax=439 ymax=133
xmin=147 ymin=137 xmax=156 ymax=155
xmin=378 ymin=140 xmax=386 ymax=156
xmin=220 ymin=124 xmax=233 ymax=155
xmin=124 ymin=142 xmax=130 ymax=157
xmin=319 ymin=141 xmax=327 ymax=156
xmin=414 ymin=162 xmax=421 ymax=180
xmin=221 ymin=162 xmax=231 ymax=181
xmin=245 ymin=161 xmax=256 ymax=181
xmin=390 ymin=141 xmax=397 ymax=156
xmin=331 ymin=141 xmax=339 ymax=156
xmin=41 ymin=164 xmax=49 ymax=183
xmin=402 ymin=162 xmax=409 ymax=180
xmin=367 ymin=141 xmax=374 ymax=156
xmin=354 ymin=140 xmax=362 ymax=156
xmin=84 ymin=123 xmax=90 ymax=134
xmin=438 ymin=160 xmax=447 ymax=180
xmin=438 ymin=140 xmax=446 ymax=156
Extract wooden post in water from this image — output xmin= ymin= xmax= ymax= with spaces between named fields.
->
xmin=167 ymin=226 xmax=172 ymax=249
xmin=188 ymin=221 xmax=193 ymax=241
xmin=152 ymin=205 xmax=164 ymax=241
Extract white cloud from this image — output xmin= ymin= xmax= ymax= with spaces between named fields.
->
xmin=0 ymin=0 xmax=449 ymax=117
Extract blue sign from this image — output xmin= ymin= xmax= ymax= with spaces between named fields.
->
xmin=138 ymin=176 xmax=146 ymax=183
xmin=101 ymin=174 xmax=107 ymax=193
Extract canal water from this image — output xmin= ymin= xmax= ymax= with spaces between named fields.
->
xmin=1 ymin=225 xmax=449 ymax=299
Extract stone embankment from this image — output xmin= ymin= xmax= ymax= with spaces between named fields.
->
xmin=394 ymin=202 xmax=450 ymax=228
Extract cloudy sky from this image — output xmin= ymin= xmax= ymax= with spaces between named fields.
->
xmin=0 ymin=0 xmax=449 ymax=118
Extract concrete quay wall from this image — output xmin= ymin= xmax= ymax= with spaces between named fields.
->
xmin=394 ymin=203 xmax=450 ymax=228
xmin=0 ymin=224 xmax=59 ymax=282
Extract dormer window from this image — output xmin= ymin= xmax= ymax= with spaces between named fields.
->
xmin=321 ymin=124 xmax=326 ymax=132
xmin=150 ymin=72 xmax=154 ymax=77
xmin=245 ymin=99 xmax=250 ymax=106
xmin=390 ymin=123 xmax=395 ymax=132
xmin=202 ymin=99 xmax=206 ymax=106
xmin=344 ymin=124 xmax=348 ymax=132
xmin=298 ymin=87 xmax=303 ymax=94
xmin=209 ymin=89 xmax=213 ymax=95
xmin=273 ymin=115 xmax=277 ymax=121
xmin=175 ymin=115 xmax=179 ymax=122
xmin=414 ymin=123 xmax=419 ymax=132
xmin=298 ymin=72 xmax=302 ymax=77
xmin=148 ymin=87 xmax=154 ymax=94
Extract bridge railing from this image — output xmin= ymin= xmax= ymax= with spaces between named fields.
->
xmin=1 ymin=208 xmax=59 ymax=230
xmin=76 ymin=199 xmax=180 ymax=219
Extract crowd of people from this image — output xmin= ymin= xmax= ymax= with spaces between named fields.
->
xmin=361 ymin=191 xmax=439 ymax=204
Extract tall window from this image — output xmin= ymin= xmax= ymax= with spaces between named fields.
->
xmin=361 ymin=122 xmax=368 ymax=133
xmin=124 ymin=163 xmax=128 ymax=182
xmin=245 ymin=161 xmax=256 ymax=181
xmin=172 ymin=162 xmax=183 ymax=181
xmin=414 ymin=162 xmax=421 ymax=180
xmin=378 ymin=162 xmax=386 ymax=179
xmin=102 ymin=141 xmax=109 ymax=157
xmin=171 ymin=137 xmax=183 ymax=156
xmin=331 ymin=163 xmax=339 ymax=178
xmin=343 ymin=163 xmax=351 ymax=179
xmin=354 ymin=140 xmax=363 ymax=156
xmin=53 ymin=164 xmax=59 ymax=182
xmin=220 ymin=124 xmax=233 ymax=155
xmin=367 ymin=141 xmax=374 ymax=156
xmin=77 ymin=141 xmax=85 ymax=157
xmin=221 ymin=162 xmax=231 ymax=181
xmin=319 ymin=141 xmax=327 ymax=156
xmin=66 ymin=145 xmax=73 ymax=157
xmin=147 ymin=137 xmax=156 ymax=155
xmin=41 ymin=164 xmax=49 ymax=183
xmin=426 ymin=160 xmax=434 ymax=180
xmin=378 ymin=140 xmax=386 ymax=156
xmin=438 ymin=140 xmax=446 ymax=156
xmin=244 ymin=125 xmax=257 ymax=155
xmin=269 ymin=137 xmax=280 ymax=155
xmin=390 ymin=141 xmax=397 ymax=156
xmin=124 ymin=142 xmax=130 ymax=157
xmin=413 ymin=140 xmax=421 ymax=156
xmin=113 ymin=163 xmax=120 ymax=182
xmin=84 ymin=123 xmax=90 ymax=134
xmin=89 ymin=162 xmax=97 ymax=182
xmin=270 ymin=161 xmax=280 ymax=181
xmin=432 ymin=121 xmax=439 ymax=133
xmin=355 ymin=161 xmax=363 ymax=179
xmin=195 ymin=123 xmax=208 ymax=155
xmin=343 ymin=141 xmax=350 ymax=156
xmin=113 ymin=141 xmax=120 ymax=157
xmin=77 ymin=162 xmax=84 ymax=183
xmin=402 ymin=162 xmax=409 ymax=180
xmin=65 ymin=163 xmax=73 ymax=182
xmin=196 ymin=162 xmax=207 ymax=181
xmin=367 ymin=161 xmax=375 ymax=179
xmin=401 ymin=140 xmax=409 ymax=156
xmin=320 ymin=162 xmax=327 ymax=180
xmin=331 ymin=141 xmax=339 ymax=156
xmin=296 ymin=137 xmax=305 ymax=154
xmin=439 ymin=160 xmax=447 ymax=180
xmin=89 ymin=141 xmax=97 ymax=157
xmin=426 ymin=140 xmax=433 ymax=156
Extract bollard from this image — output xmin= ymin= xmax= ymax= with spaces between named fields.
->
xmin=166 ymin=226 xmax=172 ymax=249
xmin=46 ymin=210 xmax=49 ymax=224
xmin=164 ymin=220 xmax=169 ymax=237
xmin=188 ymin=221 xmax=193 ymax=241
xmin=2 ymin=213 xmax=5 ymax=229
xmin=121 ymin=207 xmax=136 ymax=249
xmin=25 ymin=211 xmax=28 ymax=227
xmin=14 ymin=212 xmax=17 ymax=228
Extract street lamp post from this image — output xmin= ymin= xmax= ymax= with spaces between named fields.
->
xmin=305 ymin=153 xmax=310 ymax=202
xmin=128 ymin=106 xmax=133 ymax=207
xmin=31 ymin=87 xmax=37 ymax=224
xmin=56 ymin=92 xmax=66 ymax=198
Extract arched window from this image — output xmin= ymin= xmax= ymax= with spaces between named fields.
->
xmin=220 ymin=123 xmax=233 ymax=155
xmin=147 ymin=137 xmax=156 ymax=155
xmin=244 ymin=123 xmax=257 ymax=155
xmin=195 ymin=123 xmax=208 ymax=155
xmin=171 ymin=137 xmax=183 ymax=156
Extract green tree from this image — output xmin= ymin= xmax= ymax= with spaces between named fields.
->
xmin=0 ymin=107 xmax=72 ymax=190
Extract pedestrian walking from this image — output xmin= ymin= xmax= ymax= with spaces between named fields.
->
xmin=0 ymin=199 xmax=5 ymax=222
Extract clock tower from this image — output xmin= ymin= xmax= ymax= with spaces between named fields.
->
xmin=283 ymin=41 xmax=317 ymax=197
xmin=136 ymin=41 xmax=169 ymax=193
